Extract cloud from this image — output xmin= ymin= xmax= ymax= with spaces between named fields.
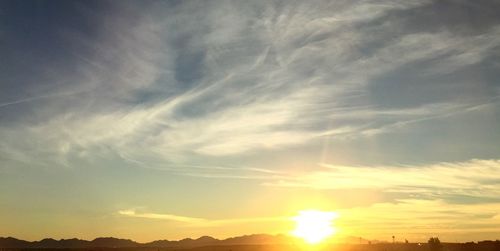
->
xmin=0 ymin=0 xmax=499 ymax=168
xmin=118 ymin=209 xmax=287 ymax=227
xmin=264 ymin=159 xmax=500 ymax=199
xmin=118 ymin=209 xmax=205 ymax=224
xmin=110 ymin=157 xmax=500 ymax=208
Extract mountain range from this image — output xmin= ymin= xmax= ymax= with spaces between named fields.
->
xmin=0 ymin=234 xmax=293 ymax=248
xmin=0 ymin=235 xmax=372 ymax=248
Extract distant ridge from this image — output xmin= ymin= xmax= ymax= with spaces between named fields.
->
xmin=0 ymin=237 xmax=139 ymax=248
xmin=2 ymin=235 xmax=500 ymax=249
xmin=0 ymin=234 xmax=291 ymax=248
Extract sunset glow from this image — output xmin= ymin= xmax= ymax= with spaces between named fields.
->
xmin=292 ymin=210 xmax=338 ymax=244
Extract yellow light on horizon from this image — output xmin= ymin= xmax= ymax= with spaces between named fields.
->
xmin=291 ymin=210 xmax=338 ymax=244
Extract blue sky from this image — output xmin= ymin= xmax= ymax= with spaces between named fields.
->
xmin=1 ymin=0 xmax=500 ymax=242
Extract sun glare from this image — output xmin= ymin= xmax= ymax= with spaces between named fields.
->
xmin=291 ymin=210 xmax=338 ymax=244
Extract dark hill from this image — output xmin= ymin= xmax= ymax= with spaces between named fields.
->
xmin=91 ymin=237 xmax=139 ymax=248
xmin=0 ymin=235 xmax=289 ymax=248
xmin=0 ymin=237 xmax=30 ymax=248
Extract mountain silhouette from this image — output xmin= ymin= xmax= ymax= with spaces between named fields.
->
xmin=0 ymin=237 xmax=30 ymax=248
xmin=0 ymin=235 xmax=287 ymax=248
xmin=91 ymin=237 xmax=139 ymax=247
xmin=2 ymin=236 xmax=499 ymax=249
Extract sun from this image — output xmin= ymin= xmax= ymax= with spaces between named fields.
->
xmin=291 ymin=210 xmax=338 ymax=244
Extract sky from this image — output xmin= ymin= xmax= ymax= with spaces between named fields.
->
xmin=1 ymin=0 xmax=500 ymax=243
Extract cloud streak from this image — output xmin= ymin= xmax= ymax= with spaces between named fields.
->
xmin=118 ymin=209 xmax=287 ymax=227
xmin=0 ymin=0 xmax=498 ymax=167
xmin=118 ymin=210 xmax=205 ymax=224
xmin=264 ymin=159 xmax=500 ymax=199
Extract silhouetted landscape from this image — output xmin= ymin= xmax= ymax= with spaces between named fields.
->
xmin=1 ymin=236 xmax=499 ymax=251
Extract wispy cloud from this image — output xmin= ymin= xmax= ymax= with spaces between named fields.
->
xmin=0 ymin=90 xmax=90 ymax=109
xmin=1 ymin=0 xmax=498 ymax=168
xmin=118 ymin=210 xmax=205 ymax=224
xmin=264 ymin=159 xmax=500 ymax=199
xmin=118 ymin=209 xmax=287 ymax=227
